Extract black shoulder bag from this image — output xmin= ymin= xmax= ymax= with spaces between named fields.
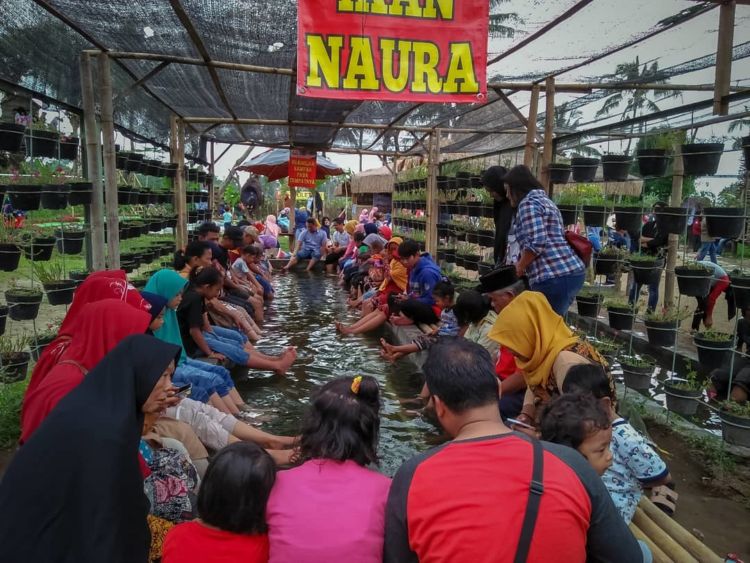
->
xmin=513 ymin=438 xmax=545 ymax=563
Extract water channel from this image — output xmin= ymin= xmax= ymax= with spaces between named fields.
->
xmin=235 ymin=272 xmax=438 ymax=476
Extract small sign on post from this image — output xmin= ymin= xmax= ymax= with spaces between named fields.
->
xmin=289 ymin=151 xmax=318 ymax=188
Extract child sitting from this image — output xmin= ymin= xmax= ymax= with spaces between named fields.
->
xmin=540 ymin=393 xmax=614 ymax=477
xmin=162 ymin=442 xmax=275 ymax=563
xmin=562 ymin=364 xmax=672 ymax=523
xmin=233 ymin=245 xmax=274 ymax=302
xmin=380 ymin=282 xmax=458 ymax=362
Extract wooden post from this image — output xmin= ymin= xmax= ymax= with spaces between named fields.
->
xmin=171 ymin=116 xmax=188 ymax=249
xmin=713 ymin=0 xmax=736 ymax=115
xmin=79 ymin=52 xmax=106 ymax=271
xmin=539 ymin=77 xmax=555 ymax=191
xmin=664 ymin=137 xmax=684 ymax=305
xmin=209 ymin=140 xmax=216 ymax=218
xmin=98 ymin=52 xmax=120 ymax=269
xmin=524 ymin=85 xmax=540 ymax=167
xmin=425 ymin=129 xmax=440 ymax=256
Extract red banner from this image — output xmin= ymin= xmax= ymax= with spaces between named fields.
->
xmin=297 ymin=0 xmax=488 ymax=104
xmin=289 ymin=152 xmax=318 ymax=188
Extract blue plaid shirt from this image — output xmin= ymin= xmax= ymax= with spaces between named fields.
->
xmin=513 ymin=189 xmax=584 ymax=283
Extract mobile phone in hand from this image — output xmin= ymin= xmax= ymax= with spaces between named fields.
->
xmin=174 ymin=383 xmax=192 ymax=399
xmin=506 ymin=417 xmax=534 ymax=430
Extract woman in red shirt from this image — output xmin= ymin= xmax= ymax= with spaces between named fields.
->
xmin=163 ymin=442 xmax=275 ymax=563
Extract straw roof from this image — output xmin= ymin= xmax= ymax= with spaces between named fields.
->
xmin=350 ymin=166 xmax=395 ymax=195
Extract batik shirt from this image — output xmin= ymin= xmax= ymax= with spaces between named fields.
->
xmin=601 ymin=418 xmax=669 ymax=523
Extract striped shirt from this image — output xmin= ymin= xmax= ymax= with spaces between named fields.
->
xmin=513 ymin=189 xmax=584 ymax=284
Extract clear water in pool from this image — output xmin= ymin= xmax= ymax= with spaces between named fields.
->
xmin=235 ymin=272 xmax=440 ymax=476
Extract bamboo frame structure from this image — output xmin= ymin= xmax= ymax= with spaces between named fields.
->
xmin=523 ymin=85 xmax=540 ymax=167
xmin=99 ymin=52 xmax=120 ymax=269
xmin=713 ymin=0 xmax=736 ymax=115
xmin=425 ymin=131 xmax=440 ymax=256
xmin=79 ymin=52 xmax=106 ymax=271
xmin=539 ymin=78 xmax=556 ymax=189
xmin=664 ymin=139 xmax=684 ymax=305
xmin=171 ymin=116 xmax=188 ymax=250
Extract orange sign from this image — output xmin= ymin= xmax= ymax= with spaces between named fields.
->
xmin=289 ymin=152 xmax=317 ymax=188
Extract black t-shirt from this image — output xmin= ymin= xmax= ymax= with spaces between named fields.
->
xmin=176 ymin=288 xmax=205 ymax=357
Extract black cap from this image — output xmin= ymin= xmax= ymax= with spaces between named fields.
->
xmin=223 ymin=226 xmax=244 ymax=243
xmin=475 ymin=265 xmax=518 ymax=294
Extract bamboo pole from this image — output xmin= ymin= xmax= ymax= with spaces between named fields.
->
xmin=79 ymin=52 xmax=106 ymax=270
xmin=539 ymin=77 xmax=555 ymax=190
xmin=425 ymin=130 xmax=440 ymax=255
xmin=98 ymin=52 xmax=120 ymax=269
xmin=713 ymin=0 xmax=736 ymax=115
xmin=664 ymin=138 xmax=684 ymax=305
xmin=524 ymin=85 xmax=540 ymax=167
xmin=209 ymin=140 xmax=216 ymax=218
xmin=640 ymin=498 xmax=723 ymax=563
xmin=632 ymin=507 xmax=698 ymax=563
xmin=489 ymin=82 xmax=748 ymax=93
xmin=629 ymin=522 xmax=674 ymax=563
xmin=171 ymin=116 xmax=188 ymax=249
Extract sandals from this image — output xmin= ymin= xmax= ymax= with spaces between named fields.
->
xmin=651 ymin=484 xmax=679 ymax=516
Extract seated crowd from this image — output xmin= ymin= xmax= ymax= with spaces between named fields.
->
xmin=0 ymin=197 xmax=676 ymax=563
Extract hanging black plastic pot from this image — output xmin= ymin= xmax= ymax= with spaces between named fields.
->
xmin=0 ymin=123 xmax=26 ymax=152
xmin=548 ymin=163 xmax=571 ymax=184
xmin=43 ymin=280 xmax=77 ymax=306
xmin=120 ymin=260 xmax=138 ymax=273
xmin=602 ymin=155 xmax=632 ymax=181
xmin=437 ymin=176 xmax=449 ymax=191
xmin=644 ymin=319 xmax=678 ymax=348
xmin=620 ymin=360 xmax=654 ymax=391
xmin=704 ymin=207 xmax=744 ymax=238
xmin=557 ymin=204 xmax=577 ymax=225
xmin=742 ymin=136 xmax=750 ymax=167
xmin=613 ymin=206 xmax=641 ymax=232
xmin=664 ymin=381 xmax=702 ymax=417
xmin=67 ymin=181 xmax=93 ymax=206
xmin=40 ymin=184 xmax=71 ymax=210
xmin=22 ymin=237 xmax=56 ymax=262
xmin=0 ymin=352 xmax=31 ymax=383
xmin=582 ymin=205 xmax=607 ymax=226
xmin=594 ymin=255 xmax=621 ymax=275
xmin=0 ymin=244 xmax=21 ymax=272
xmin=55 ymin=229 xmax=86 ymax=255
xmin=731 ymin=272 xmax=750 ymax=310
xmin=464 ymin=255 xmax=480 ymax=271
xmin=480 ymin=205 xmax=494 ymax=219
xmin=59 ymin=136 xmax=79 ymax=160
xmin=25 ymin=129 xmax=59 ymax=158
xmin=70 ymin=270 xmax=90 ymax=286
xmin=8 ymin=185 xmax=41 ymax=211
xmin=6 ymin=289 xmax=43 ymax=321
xmin=629 ymin=258 xmax=662 ymax=285
xmin=444 ymin=249 xmax=456 ymax=263
xmin=124 ymin=152 xmax=144 ymax=173
xmin=143 ymin=159 xmax=161 ymax=176
xmin=466 ymin=232 xmax=478 ymax=244
xmin=681 ymin=143 xmax=723 ymax=176
xmin=456 ymin=172 xmax=471 ymax=188
xmin=116 ymin=151 xmax=129 ymax=169
xmin=675 ymin=265 xmax=712 ymax=297
xmin=0 ymin=305 xmax=7 ymax=337
xmin=575 ymin=294 xmax=602 ymax=318
xmin=117 ymin=186 xmax=136 ymax=205
xmin=607 ymin=306 xmax=634 ymax=331
xmin=571 ymin=157 xmax=599 ymax=182
xmin=655 ymin=206 xmax=688 ymax=235
xmin=719 ymin=410 xmax=750 ymax=448
xmin=636 ymin=148 xmax=669 ymax=177
xmin=694 ymin=333 xmax=733 ymax=370
xmin=437 ymin=224 xmax=449 ymax=237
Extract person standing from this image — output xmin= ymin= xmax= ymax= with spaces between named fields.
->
xmin=504 ymin=165 xmax=585 ymax=316
xmin=481 ymin=165 xmax=513 ymax=265
xmin=222 ymin=207 xmax=233 ymax=232
xmin=630 ymin=202 xmax=668 ymax=313
xmin=695 ymin=213 xmax=718 ymax=264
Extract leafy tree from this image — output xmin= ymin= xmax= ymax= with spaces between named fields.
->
xmin=488 ymin=0 xmax=523 ymax=38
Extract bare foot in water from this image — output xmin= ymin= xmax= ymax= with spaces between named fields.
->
xmin=335 ymin=321 xmax=351 ymax=334
xmin=273 ymin=352 xmax=296 ymax=376
xmin=380 ymin=349 xmax=402 ymax=363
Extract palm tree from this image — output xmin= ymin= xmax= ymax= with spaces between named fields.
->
xmin=489 ymin=0 xmax=522 ymax=38
xmin=595 ymin=57 xmax=682 ymax=153
xmin=551 ymin=103 xmax=600 ymax=157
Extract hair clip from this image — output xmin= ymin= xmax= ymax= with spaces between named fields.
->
xmin=351 ymin=375 xmax=363 ymax=394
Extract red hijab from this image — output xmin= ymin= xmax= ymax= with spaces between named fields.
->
xmin=23 ymin=271 xmax=151 ymax=415
xmin=20 ymin=299 xmax=152 ymax=444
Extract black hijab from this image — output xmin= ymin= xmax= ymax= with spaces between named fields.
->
xmin=0 ymin=334 xmax=181 ymax=563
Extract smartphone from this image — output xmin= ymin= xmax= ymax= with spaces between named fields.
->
xmin=506 ymin=417 xmax=535 ymax=430
xmin=174 ymin=383 xmax=192 ymax=399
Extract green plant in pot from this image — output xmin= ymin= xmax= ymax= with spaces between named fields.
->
xmin=605 ymin=298 xmax=637 ymax=331
xmin=581 ymin=194 xmax=608 ymax=227
xmin=5 ymin=284 xmax=44 ymax=321
xmin=718 ymin=400 xmax=750 ymax=448
xmin=674 ymin=261 xmax=712 ymax=297
xmin=644 ymin=305 xmax=687 ymax=348
xmin=612 ymin=199 xmax=642 ymax=232
xmin=693 ymin=329 xmax=734 ymax=370
xmin=730 ymin=268 xmax=750 ymax=310
xmin=575 ymin=287 xmax=604 ymax=318
xmin=664 ymin=362 xmax=705 ymax=417
xmin=592 ymin=337 xmax=620 ymax=364
xmin=619 ymin=355 xmax=655 ymax=391
xmin=33 ymin=262 xmax=77 ymax=306
xmin=0 ymin=332 xmax=32 ymax=383
xmin=628 ymin=253 xmax=663 ymax=286
xmin=595 ymin=245 xmax=628 ymax=276
xmin=0 ymin=222 xmax=22 ymax=272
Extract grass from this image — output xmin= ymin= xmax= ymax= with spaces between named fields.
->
xmin=0 ymin=379 xmax=27 ymax=449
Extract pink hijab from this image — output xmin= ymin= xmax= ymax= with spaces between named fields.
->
xmin=358 ymin=208 xmax=369 ymax=223
xmin=368 ymin=207 xmax=379 ymax=222
xmin=265 ymin=214 xmax=281 ymax=238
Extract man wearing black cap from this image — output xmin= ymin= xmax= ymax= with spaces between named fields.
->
xmin=481 ymin=166 xmax=513 ymax=265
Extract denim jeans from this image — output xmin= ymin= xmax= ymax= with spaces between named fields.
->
xmin=202 ymin=326 xmax=250 ymax=365
xmin=530 ymin=271 xmax=586 ymax=316
xmin=173 ymin=360 xmax=234 ymax=401
xmin=696 ymin=241 xmax=717 ymax=263
xmin=629 ymin=279 xmax=659 ymax=312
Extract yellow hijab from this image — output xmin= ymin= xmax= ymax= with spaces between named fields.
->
xmin=488 ymin=292 xmax=579 ymax=388
xmin=382 ymin=237 xmax=407 ymax=292
xmin=344 ymin=220 xmax=357 ymax=235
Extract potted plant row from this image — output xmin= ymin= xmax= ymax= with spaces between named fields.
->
xmin=605 ymin=299 xmax=636 ymax=331
xmin=693 ymin=330 xmax=734 ymax=370
xmin=620 ymin=355 xmax=655 ymax=391
xmin=663 ymin=364 xmax=704 ymax=417
xmin=575 ymin=288 xmax=603 ymax=318
xmin=674 ymin=261 xmax=712 ymax=297
xmin=0 ymin=333 xmax=33 ymax=383
xmin=5 ymin=286 xmax=43 ymax=321
xmin=644 ymin=306 xmax=685 ymax=348
xmin=34 ymin=262 xmax=76 ymax=306
xmin=719 ymin=401 xmax=750 ymax=448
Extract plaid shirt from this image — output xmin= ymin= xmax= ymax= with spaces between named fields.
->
xmin=513 ymin=189 xmax=584 ymax=283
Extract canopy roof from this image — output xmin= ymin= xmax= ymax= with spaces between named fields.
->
xmin=1 ymin=0 xmax=748 ymax=158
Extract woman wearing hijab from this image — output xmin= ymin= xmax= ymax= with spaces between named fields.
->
xmin=0 ymin=335 xmax=181 ymax=563
xmin=23 ymin=270 xmax=150 ymax=407
xmin=145 ymin=269 xmax=253 ymax=417
xmin=20 ymin=299 xmax=152 ymax=444
xmin=488 ymin=292 xmax=612 ymax=427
